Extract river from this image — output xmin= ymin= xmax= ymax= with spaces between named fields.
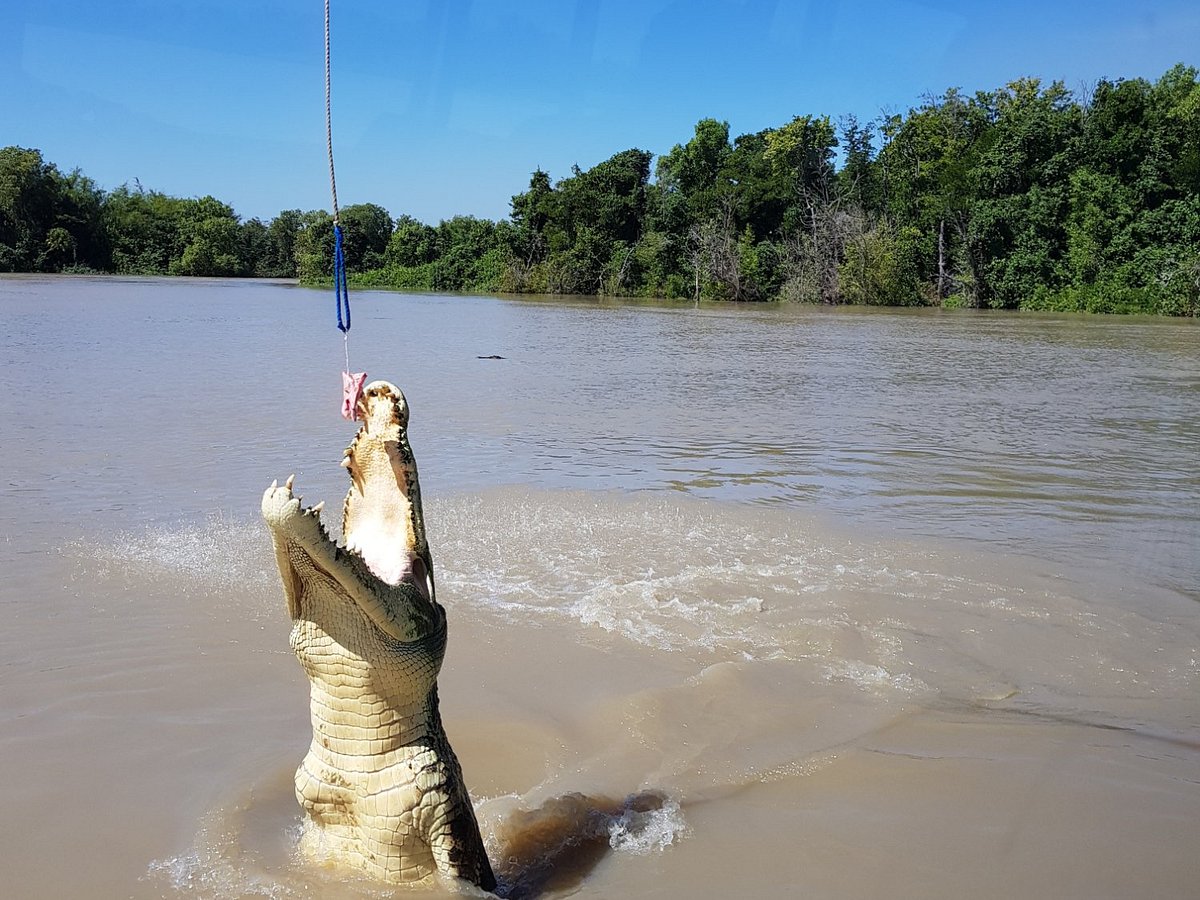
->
xmin=1 ymin=275 xmax=1197 ymax=898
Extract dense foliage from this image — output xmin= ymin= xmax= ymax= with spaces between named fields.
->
xmin=3 ymin=64 xmax=1197 ymax=313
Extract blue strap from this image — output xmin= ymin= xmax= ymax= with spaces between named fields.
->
xmin=333 ymin=223 xmax=350 ymax=333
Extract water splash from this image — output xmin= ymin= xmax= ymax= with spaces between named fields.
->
xmin=486 ymin=791 xmax=688 ymax=899
xmin=77 ymin=517 xmax=275 ymax=595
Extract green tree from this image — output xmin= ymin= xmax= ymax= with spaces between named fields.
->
xmin=238 ymin=217 xmax=271 ymax=277
xmin=764 ymin=115 xmax=843 ymax=302
xmin=264 ymin=209 xmax=303 ymax=278
xmin=38 ymin=226 xmax=77 ymax=270
xmin=962 ymin=80 xmax=1081 ymax=307
xmin=103 ymin=183 xmax=184 ymax=274
xmin=429 ymin=215 xmax=503 ymax=290
xmin=169 ymin=195 xmax=241 ymax=276
xmin=294 ymin=210 xmax=334 ymax=282
xmin=838 ymin=115 xmax=879 ymax=212
xmin=385 ymin=215 xmax=438 ymax=268
xmin=657 ymin=119 xmax=733 ymax=224
xmin=764 ymin=114 xmax=837 ymax=199
xmin=0 ymin=147 xmax=61 ymax=270
xmin=877 ymin=90 xmax=990 ymax=303
xmin=840 ymin=220 xmax=923 ymax=305
xmin=509 ymin=168 xmax=561 ymax=266
xmin=558 ymin=149 xmax=652 ymax=247
xmin=54 ymin=168 xmax=109 ymax=270
xmin=4 ymin=64 xmax=1199 ymax=313
xmin=1063 ymin=167 xmax=1134 ymax=285
xmin=338 ymin=203 xmax=392 ymax=271
xmin=724 ymin=129 xmax=791 ymax=239
xmin=1153 ymin=64 xmax=1200 ymax=195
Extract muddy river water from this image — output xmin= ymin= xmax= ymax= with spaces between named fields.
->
xmin=1 ymin=275 xmax=1197 ymax=898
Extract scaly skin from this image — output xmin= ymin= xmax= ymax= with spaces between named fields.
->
xmin=261 ymin=381 xmax=495 ymax=891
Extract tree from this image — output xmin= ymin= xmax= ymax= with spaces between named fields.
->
xmin=968 ymin=79 xmax=1081 ymax=307
xmin=657 ymin=118 xmax=733 ymax=224
xmin=338 ymin=203 xmax=392 ymax=271
xmin=877 ymin=90 xmax=989 ymax=303
xmin=1153 ymin=64 xmax=1200 ymax=195
xmin=293 ymin=210 xmax=334 ymax=282
xmin=764 ymin=115 xmax=843 ymax=302
xmin=385 ymin=215 xmax=437 ymax=268
xmin=558 ymin=148 xmax=652 ymax=247
xmin=38 ymin=226 xmax=76 ymax=270
xmin=55 ymin=168 xmax=109 ymax=270
xmin=4 ymin=63 xmax=1199 ymax=313
xmin=764 ymin=114 xmax=837 ymax=198
xmin=238 ymin=217 xmax=271 ymax=277
xmin=102 ymin=184 xmax=184 ymax=274
xmin=168 ymin=195 xmax=242 ymax=276
xmin=509 ymin=168 xmax=559 ymax=267
xmin=0 ymin=147 xmax=61 ymax=270
xmin=429 ymin=215 xmax=503 ymax=290
xmin=839 ymin=219 xmax=922 ymax=305
xmin=837 ymin=115 xmax=879 ymax=212
xmin=264 ymin=209 xmax=304 ymax=278
xmin=723 ymin=129 xmax=791 ymax=239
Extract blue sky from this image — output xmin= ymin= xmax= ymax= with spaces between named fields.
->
xmin=6 ymin=1 xmax=1198 ymax=225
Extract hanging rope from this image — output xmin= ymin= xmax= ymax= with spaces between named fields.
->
xmin=325 ymin=0 xmax=365 ymax=419
xmin=324 ymin=0 xmax=340 ymax=225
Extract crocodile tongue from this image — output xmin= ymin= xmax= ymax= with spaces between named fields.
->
xmin=340 ymin=381 xmax=430 ymax=594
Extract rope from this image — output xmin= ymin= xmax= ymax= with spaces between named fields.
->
xmin=325 ymin=0 xmax=351 ymax=341
xmin=324 ymin=0 xmax=340 ymax=223
xmin=324 ymin=0 xmax=364 ymax=420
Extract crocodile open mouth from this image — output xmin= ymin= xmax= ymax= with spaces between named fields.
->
xmin=262 ymin=380 xmax=436 ymax=634
xmin=272 ymin=380 xmax=432 ymax=595
xmin=336 ymin=381 xmax=430 ymax=596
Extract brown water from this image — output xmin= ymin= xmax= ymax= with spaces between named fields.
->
xmin=2 ymin=275 xmax=1198 ymax=899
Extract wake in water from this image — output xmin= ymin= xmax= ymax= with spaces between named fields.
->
xmin=77 ymin=487 xmax=1198 ymax=730
xmin=73 ymin=486 xmax=1197 ymax=897
xmin=146 ymin=777 xmax=687 ymax=900
xmin=429 ymin=488 xmax=1197 ymax=716
xmin=486 ymin=791 xmax=687 ymax=899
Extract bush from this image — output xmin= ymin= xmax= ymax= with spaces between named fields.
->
xmin=1021 ymin=282 xmax=1159 ymax=314
xmin=350 ymin=263 xmax=434 ymax=291
xmin=839 ymin=223 xmax=924 ymax=306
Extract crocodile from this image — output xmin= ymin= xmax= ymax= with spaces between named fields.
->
xmin=261 ymin=380 xmax=495 ymax=891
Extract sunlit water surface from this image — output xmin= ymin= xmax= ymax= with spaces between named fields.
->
xmin=2 ymin=276 xmax=1197 ymax=898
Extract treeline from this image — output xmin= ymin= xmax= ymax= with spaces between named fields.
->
xmin=0 ymin=150 xmax=332 ymax=280
xmin=3 ymin=64 xmax=1198 ymax=313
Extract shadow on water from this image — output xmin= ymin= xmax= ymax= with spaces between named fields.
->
xmin=491 ymin=791 xmax=668 ymax=899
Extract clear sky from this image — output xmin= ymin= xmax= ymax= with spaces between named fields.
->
xmin=6 ymin=1 xmax=1198 ymax=225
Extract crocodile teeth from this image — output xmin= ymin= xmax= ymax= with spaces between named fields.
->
xmin=340 ymin=457 xmax=352 ymax=468
xmin=312 ymin=501 xmax=325 ymax=514
xmin=270 ymin=479 xmax=278 ymax=490
xmin=285 ymin=474 xmax=296 ymax=491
